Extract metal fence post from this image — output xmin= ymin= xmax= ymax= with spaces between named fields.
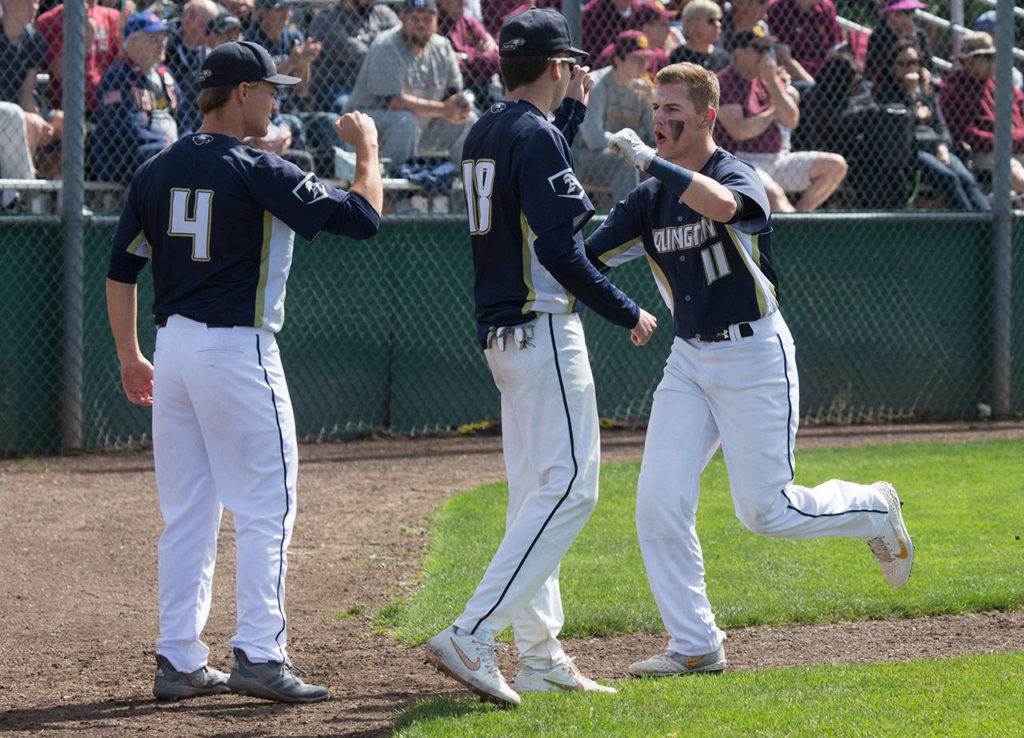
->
xmin=990 ymin=0 xmax=1014 ymax=417
xmin=60 ymin=0 xmax=86 ymax=449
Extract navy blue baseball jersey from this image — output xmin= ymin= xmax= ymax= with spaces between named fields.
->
xmin=463 ymin=99 xmax=639 ymax=345
xmin=586 ymin=148 xmax=777 ymax=339
xmin=107 ymin=132 xmax=379 ymax=331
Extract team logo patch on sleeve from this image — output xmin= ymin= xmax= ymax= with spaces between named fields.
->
xmin=292 ymin=173 xmax=329 ymax=205
xmin=548 ymin=168 xmax=585 ymax=200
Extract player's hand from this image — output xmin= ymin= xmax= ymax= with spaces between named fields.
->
xmin=608 ymin=128 xmax=656 ymax=171
xmin=630 ymin=76 xmax=654 ymax=105
xmin=441 ymin=92 xmax=473 ymax=123
xmin=120 ymin=354 xmax=154 ymax=406
xmin=335 ymin=111 xmax=379 ymax=152
xmin=630 ymin=309 xmax=657 ymax=346
xmin=565 ymin=64 xmax=594 ymax=106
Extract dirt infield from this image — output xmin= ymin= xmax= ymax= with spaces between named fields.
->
xmin=2 ymin=421 xmax=1023 ymax=736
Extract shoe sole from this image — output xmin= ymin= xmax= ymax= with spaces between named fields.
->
xmin=875 ymin=483 xmax=914 ymax=587
xmin=226 ymin=679 xmax=329 ymax=704
xmin=153 ymin=684 xmax=231 ymax=701
xmin=425 ymin=651 xmax=518 ymax=708
xmin=630 ymin=666 xmax=725 ymax=678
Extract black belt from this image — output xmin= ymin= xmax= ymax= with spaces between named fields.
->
xmin=696 ymin=323 xmax=754 ymax=343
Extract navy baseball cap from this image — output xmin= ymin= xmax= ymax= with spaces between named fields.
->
xmin=400 ymin=0 xmax=438 ymax=13
xmin=255 ymin=0 xmax=294 ymax=9
xmin=206 ymin=13 xmax=242 ymax=35
xmin=123 ymin=11 xmax=169 ymax=38
xmin=499 ymin=8 xmax=587 ymax=58
xmin=199 ymin=40 xmax=301 ymax=88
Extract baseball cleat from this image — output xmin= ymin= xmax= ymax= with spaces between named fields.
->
xmin=866 ymin=482 xmax=914 ymax=587
xmin=629 ymin=644 xmax=726 ymax=677
xmin=152 ymin=654 xmax=230 ymax=701
xmin=226 ymin=648 xmax=328 ymax=703
xmin=512 ymin=658 xmax=617 ymax=694
xmin=425 ymin=625 xmax=521 ymax=707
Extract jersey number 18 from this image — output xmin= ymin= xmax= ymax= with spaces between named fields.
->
xmin=462 ymin=160 xmax=495 ymax=235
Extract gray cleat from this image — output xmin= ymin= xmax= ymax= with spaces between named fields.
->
xmin=226 ymin=648 xmax=329 ymax=703
xmin=629 ymin=644 xmax=726 ymax=677
xmin=153 ymin=654 xmax=231 ymax=701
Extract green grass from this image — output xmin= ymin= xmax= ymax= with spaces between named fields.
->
xmin=393 ymin=652 xmax=1024 ymax=736
xmin=386 ymin=439 xmax=1024 ymax=644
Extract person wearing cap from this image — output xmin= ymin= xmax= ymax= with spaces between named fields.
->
xmin=424 ymin=6 xmax=657 ymax=707
xmin=864 ymin=0 xmax=933 ymax=83
xmin=940 ymin=31 xmax=1024 ymax=201
xmin=207 ymin=11 xmax=244 ymax=46
xmin=972 ymin=9 xmax=1023 ymax=92
xmin=90 ymin=11 xmax=180 ymax=183
xmin=307 ymin=0 xmax=398 ymax=112
xmin=578 ymin=30 xmax=657 ymax=203
xmin=345 ymin=0 xmax=474 ymax=173
xmin=165 ymin=0 xmax=220 ymax=133
xmin=105 ymin=38 xmax=383 ymax=704
xmin=765 ymin=0 xmax=843 ymax=79
xmin=631 ymin=1 xmax=677 ymax=70
xmin=715 ymin=21 xmax=848 ymax=212
xmin=669 ymin=0 xmax=730 ymax=73
xmin=245 ymin=0 xmax=321 ymax=110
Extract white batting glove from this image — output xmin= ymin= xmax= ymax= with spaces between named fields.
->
xmin=608 ymin=128 xmax=656 ymax=171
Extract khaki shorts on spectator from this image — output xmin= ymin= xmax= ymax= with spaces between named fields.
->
xmin=971 ymin=151 xmax=1024 ymax=175
xmin=736 ymin=151 xmax=821 ymax=193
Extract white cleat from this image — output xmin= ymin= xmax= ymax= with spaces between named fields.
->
xmin=866 ymin=482 xmax=914 ymax=587
xmin=425 ymin=625 xmax=521 ymax=707
xmin=629 ymin=644 xmax=726 ymax=677
xmin=512 ymin=658 xmax=617 ymax=694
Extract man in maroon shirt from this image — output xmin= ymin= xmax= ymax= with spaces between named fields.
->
xmin=35 ymin=0 xmax=122 ymax=115
xmin=940 ymin=32 xmax=1024 ymax=199
xmin=715 ymin=22 xmax=846 ymax=211
xmin=582 ymin=0 xmax=645 ymax=60
xmin=765 ymin=0 xmax=842 ymax=79
xmin=438 ymin=0 xmax=500 ymax=106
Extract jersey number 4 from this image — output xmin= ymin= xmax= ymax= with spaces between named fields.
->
xmin=462 ymin=160 xmax=495 ymax=235
xmin=169 ymin=188 xmax=214 ymax=261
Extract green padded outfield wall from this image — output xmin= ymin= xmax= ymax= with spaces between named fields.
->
xmin=0 ymin=215 xmax=1018 ymax=453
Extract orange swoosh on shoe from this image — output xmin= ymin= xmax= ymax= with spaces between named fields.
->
xmin=895 ymin=536 xmax=908 ymax=559
xmin=686 ymin=656 xmax=704 ymax=668
xmin=543 ymin=677 xmax=584 ymax=692
xmin=451 ymin=640 xmax=481 ymax=671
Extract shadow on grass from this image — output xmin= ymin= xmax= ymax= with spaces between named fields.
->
xmin=392 ymin=695 xmax=502 ymax=733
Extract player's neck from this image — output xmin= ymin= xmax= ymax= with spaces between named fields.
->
xmin=672 ymin=139 xmax=716 ymax=172
xmin=505 ymin=83 xmax=557 ymax=116
xmin=196 ymin=110 xmax=248 ymax=141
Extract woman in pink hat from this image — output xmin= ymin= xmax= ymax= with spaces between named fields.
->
xmin=864 ymin=0 xmax=933 ymax=82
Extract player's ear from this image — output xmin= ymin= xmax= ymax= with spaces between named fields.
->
xmin=702 ymin=107 xmax=716 ymax=129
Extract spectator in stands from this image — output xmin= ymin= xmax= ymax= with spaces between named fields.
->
xmin=481 ymin=0 xmax=556 ymax=39
xmin=165 ymin=0 xmax=218 ymax=133
xmin=720 ymin=0 xmax=767 ymax=52
xmin=765 ymin=0 xmax=843 ymax=79
xmin=582 ymin=0 xmax=644 ymax=60
xmin=206 ymin=12 xmax=243 ymax=46
xmin=0 ymin=100 xmax=51 ymax=211
xmin=716 ymin=21 xmax=847 ymax=211
xmin=308 ymin=0 xmax=398 ymax=112
xmin=972 ymin=9 xmax=1023 ymax=92
xmin=795 ymin=47 xmax=914 ymax=208
xmin=89 ymin=12 xmax=179 ymax=183
xmin=345 ymin=0 xmax=474 ymax=170
xmin=221 ymin=0 xmax=256 ymax=31
xmin=631 ymin=2 xmax=676 ymax=70
xmin=873 ymin=39 xmax=988 ymax=210
xmin=669 ymin=0 xmax=729 ymax=73
xmin=437 ymin=0 xmax=501 ymax=108
xmin=35 ymin=0 xmax=122 ymax=115
xmin=245 ymin=0 xmax=321 ymax=112
xmin=864 ymin=0 xmax=933 ymax=83
xmin=576 ymin=30 xmax=655 ymax=203
xmin=940 ymin=32 xmax=1024 ymax=200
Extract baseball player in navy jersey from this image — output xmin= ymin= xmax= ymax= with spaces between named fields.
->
xmin=424 ymin=8 xmax=657 ymax=707
xmin=586 ymin=62 xmax=914 ymax=677
xmin=105 ymin=40 xmax=383 ymax=703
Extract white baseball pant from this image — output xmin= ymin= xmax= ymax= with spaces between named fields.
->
xmin=636 ymin=311 xmax=890 ymax=656
xmin=454 ymin=312 xmax=600 ymax=670
xmin=152 ymin=315 xmax=298 ymax=673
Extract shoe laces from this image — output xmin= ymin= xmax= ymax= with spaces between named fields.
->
xmin=282 ymin=659 xmax=309 ymax=679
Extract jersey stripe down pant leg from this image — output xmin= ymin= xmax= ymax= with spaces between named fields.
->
xmin=152 ymin=315 xmax=298 ymax=671
xmin=453 ymin=312 xmax=601 ymax=670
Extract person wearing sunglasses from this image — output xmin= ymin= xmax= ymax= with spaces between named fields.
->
xmin=715 ymin=21 xmax=847 ymax=212
xmin=940 ymin=31 xmax=1024 ymax=204
xmin=873 ymin=39 xmax=989 ymax=211
xmin=669 ymin=0 xmax=730 ymax=73
xmin=864 ymin=0 xmax=934 ymax=84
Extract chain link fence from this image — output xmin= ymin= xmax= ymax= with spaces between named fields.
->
xmin=0 ymin=0 xmax=1020 ymax=453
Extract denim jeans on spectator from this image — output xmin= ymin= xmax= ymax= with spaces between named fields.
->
xmin=917 ymin=150 xmax=990 ymax=211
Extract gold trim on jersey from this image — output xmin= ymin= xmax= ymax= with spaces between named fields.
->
xmin=723 ymin=225 xmax=777 ymax=317
xmin=253 ymin=210 xmax=272 ymax=328
xmin=127 ymin=231 xmax=149 ymax=258
xmin=520 ymin=212 xmax=537 ymax=315
xmin=644 ymin=251 xmax=674 ymax=314
xmin=598 ymin=236 xmax=643 ymax=265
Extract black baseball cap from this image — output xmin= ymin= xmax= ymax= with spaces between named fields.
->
xmin=733 ymin=21 xmax=778 ymax=49
xmin=499 ymin=8 xmax=587 ymax=58
xmin=400 ymin=0 xmax=438 ymax=13
xmin=199 ymin=40 xmax=301 ymax=88
xmin=206 ymin=13 xmax=242 ymax=35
